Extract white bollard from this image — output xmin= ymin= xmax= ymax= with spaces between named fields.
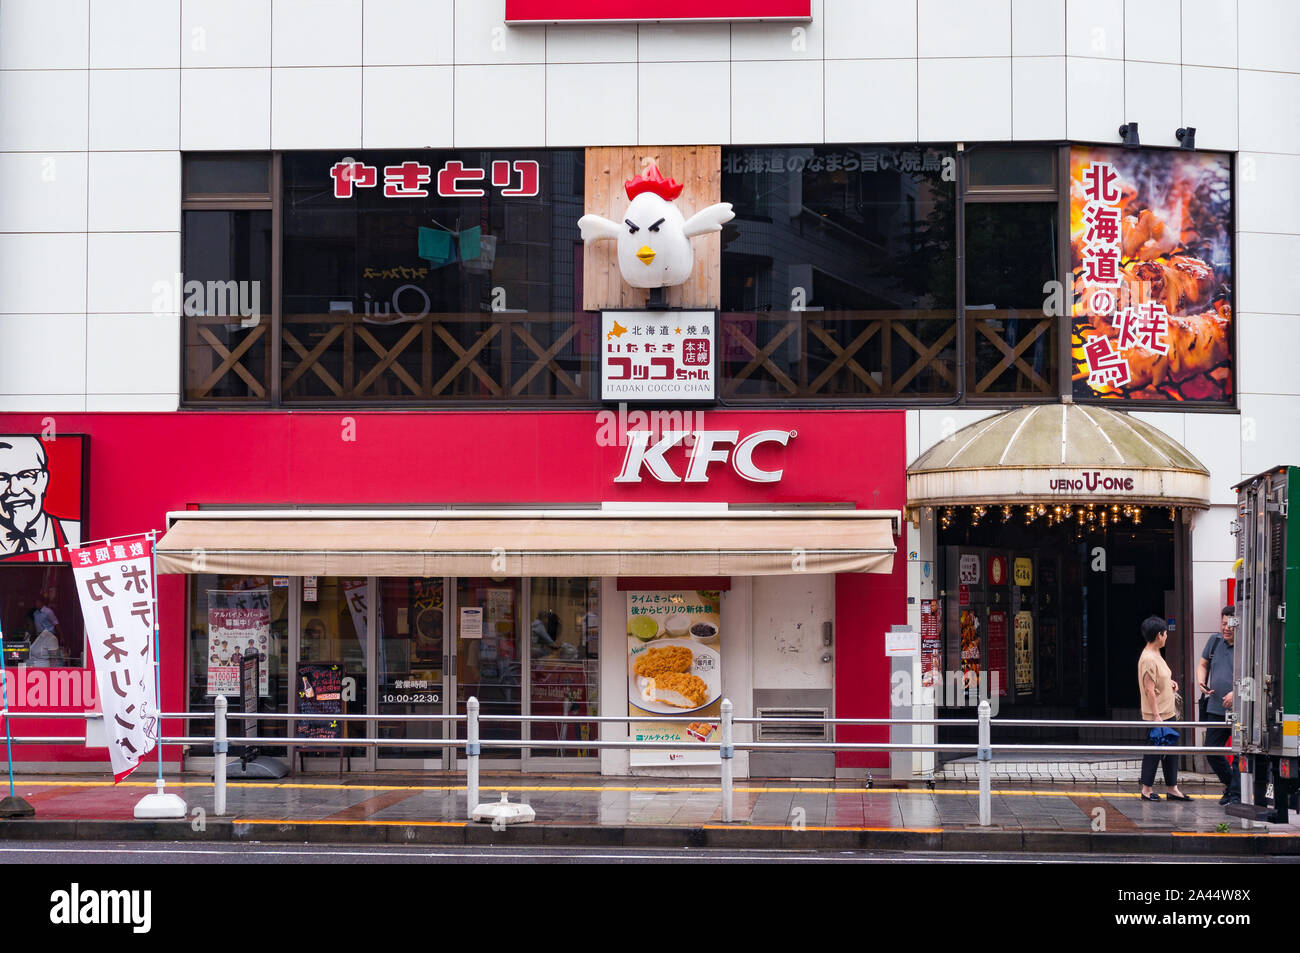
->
xmin=977 ymin=699 xmax=991 ymax=826
xmin=720 ymin=698 xmax=734 ymax=823
xmin=214 ymin=694 xmax=228 ymax=816
xmin=466 ymin=696 xmax=480 ymax=820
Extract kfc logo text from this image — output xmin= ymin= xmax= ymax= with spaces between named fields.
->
xmin=613 ymin=429 xmax=794 ymax=484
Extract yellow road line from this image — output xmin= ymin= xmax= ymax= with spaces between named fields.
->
xmin=702 ymin=824 xmax=943 ymax=833
xmin=238 ymin=818 xmax=464 ymax=828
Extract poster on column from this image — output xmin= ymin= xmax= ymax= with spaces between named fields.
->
xmin=986 ymin=610 xmax=1009 ymax=697
xmin=919 ymin=599 xmax=942 ymax=692
xmin=69 ymin=534 xmax=157 ymax=783
xmin=1014 ymin=611 xmax=1034 ymax=696
xmin=627 ymin=590 xmax=722 ymax=766
xmin=207 ymin=590 xmax=271 ymax=697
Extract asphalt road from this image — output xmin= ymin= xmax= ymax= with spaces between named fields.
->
xmin=3 ymin=841 xmax=1297 ymax=863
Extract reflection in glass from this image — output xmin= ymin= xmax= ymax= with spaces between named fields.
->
xmin=377 ymin=577 xmax=445 ymax=761
xmin=528 ymin=577 xmax=599 ymax=759
xmin=456 ymin=578 xmax=521 ymax=759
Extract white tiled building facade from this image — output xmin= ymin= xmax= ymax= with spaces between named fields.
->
xmin=1 ymin=0 xmax=1298 ymax=660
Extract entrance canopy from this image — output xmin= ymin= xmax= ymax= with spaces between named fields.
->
xmin=906 ymin=404 xmax=1211 ymax=509
xmin=155 ymin=509 xmax=899 ymax=577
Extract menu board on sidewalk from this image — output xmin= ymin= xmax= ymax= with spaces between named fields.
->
xmin=296 ymin=663 xmax=343 ymax=740
xmin=239 ymin=651 xmax=259 ymax=739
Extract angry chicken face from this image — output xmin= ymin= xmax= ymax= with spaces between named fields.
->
xmin=578 ymin=163 xmax=734 ymax=290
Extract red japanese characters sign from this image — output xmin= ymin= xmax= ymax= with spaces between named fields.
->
xmin=69 ymin=533 xmax=157 ymax=782
xmin=602 ymin=311 xmax=716 ymax=401
xmin=1071 ymin=146 xmax=1233 ymax=403
xmin=506 ymin=0 xmax=811 ymax=22
xmin=330 ymin=158 xmax=539 ymax=199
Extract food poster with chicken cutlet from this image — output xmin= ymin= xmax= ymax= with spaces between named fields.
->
xmin=602 ymin=311 xmax=716 ymax=401
xmin=1070 ymin=146 xmax=1233 ymax=403
xmin=627 ymin=590 xmax=722 ymax=766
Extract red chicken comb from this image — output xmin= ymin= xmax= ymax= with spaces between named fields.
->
xmin=624 ymin=164 xmax=684 ymax=202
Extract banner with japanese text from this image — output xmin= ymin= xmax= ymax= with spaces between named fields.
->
xmin=1070 ymin=145 xmax=1233 ymax=403
xmin=627 ymin=590 xmax=722 ymax=766
xmin=69 ymin=534 xmax=157 ymax=782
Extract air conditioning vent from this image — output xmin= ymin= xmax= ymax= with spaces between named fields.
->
xmin=756 ymin=707 xmax=828 ymax=742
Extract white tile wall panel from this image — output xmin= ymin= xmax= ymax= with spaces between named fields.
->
xmin=1180 ymin=66 xmax=1238 ymax=152
xmin=0 ymin=153 xmax=87 ymax=233
xmin=1066 ymin=0 xmax=1123 ymax=59
xmin=1236 ymin=312 xmax=1300 ymax=397
xmin=1065 ymin=56 xmax=1123 ymax=143
xmin=914 ymin=408 xmax=999 ymax=459
xmin=88 ymin=153 xmax=181 ymax=233
xmin=0 ymin=314 xmax=86 ymax=394
xmin=455 ymin=0 xmax=546 ymax=65
xmin=1127 ymin=411 xmax=1186 ymax=448
xmin=1239 ymin=70 xmax=1300 ymax=155
xmin=90 ymin=0 xmax=180 ymax=69
xmin=544 ymin=24 xmax=638 ymax=63
xmin=918 ymin=58 xmax=1012 ymax=141
xmin=1183 ymin=412 xmax=1243 ymax=505
xmin=180 ymin=68 xmax=270 ymax=150
xmin=0 ymin=71 xmax=88 ymax=151
xmin=272 ymin=0 xmax=362 ymax=67
xmin=1190 ymin=504 xmax=1239 ymax=563
xmin=732 ymin=0 xmax=823 ymax=61
xmin=1011 ymin=56 xmax=1066 ymax=140
xmin=545 ymin=63 xmax=637 ymax=147
xmin=1237 ymin=153 xmax=1300 ymax=234
xmin=271 ymin=67 xmax=362 ymax=149
xmin=918 ymin=0 xmax=1011 ymax=58
xmin=1239 ymin=394 xmax=1300 ymax=475
xmin=1012 ymin=0 xmax=1064 ymax=56
xmin=1236 ymin=232 xmax=1300 ymax=315
xmin=181 ymin=0 xmax=272 ymax=69
xmin=638 ymin=61 xmax=729 ymax=145
xmin=85 ymin=313 xmax=180 ymax=396
xmin=86 ymin=233 xmax=181 ymax=314
xmin=906 ymin=409 xmax=920 ymax=465
xmin=823 ymin=0 xmax=915 ymax=60
xmin=85 ymin=393 xmax=181 ymax=411
xmin=0 ymin=394 xmax=88 ymax=412
xmin=637 ymin=23 xmax=731 ymax=62
xmin=1181 ymin=0 xmax=1237 ymax=69
xmin=364 ymin=0 xmax=454 ymax=65
xmin=1121 ymin=61 xmax=1182 ymax=149
xmin=0 ymin=0 xmax=89 ymax=70
xmin=1238 ymin=0 xmax=1300 ymax=73
xmin=89 ymin=69 xmax=181 ymax=151
xmin=453 ymin=65 xmax=546 ymax=147
xmin=731 ymin=60 xmax=823 ymax=145
xmin=0 ymin=234 xmax=86 ymax=313
xmin=362 ymin=66 xmax=453 ymax=148
xmin=1192 ymin=553 xmax=1237 ymax=635
xmin=1123 ymin=1 xmax=1180 ymax=65
xmin=824 ymin=59 xmax=918 ymax=143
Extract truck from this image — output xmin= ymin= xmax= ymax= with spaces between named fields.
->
xmin=1229 ymin=465 xmax=1300 ymax=823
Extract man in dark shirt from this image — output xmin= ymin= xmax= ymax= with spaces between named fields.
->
xmin=1198 ymin=606 xmax=1239 ymax=805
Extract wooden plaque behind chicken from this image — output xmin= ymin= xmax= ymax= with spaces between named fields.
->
xmin=582 ymin=146 xmax=723 ymax=311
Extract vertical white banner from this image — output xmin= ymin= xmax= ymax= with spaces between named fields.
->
xmin=69 ymin=534 xmax=157 ymax=782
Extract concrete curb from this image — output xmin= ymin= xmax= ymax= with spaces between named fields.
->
xmin=0 ymin=819 xmax=1295 ymax=855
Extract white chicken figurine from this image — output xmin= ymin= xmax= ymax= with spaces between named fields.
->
xmin=578 ymin=163 xmax=734 ymax=289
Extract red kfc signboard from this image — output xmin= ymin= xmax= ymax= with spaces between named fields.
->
xmin=506 ymin=1 xmax=811 ymax=22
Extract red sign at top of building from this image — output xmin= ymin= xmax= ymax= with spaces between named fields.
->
xmin=506 ymin=1 xmax=810 ymax=23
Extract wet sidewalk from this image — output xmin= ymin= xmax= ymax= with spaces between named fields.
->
xmin=1 ymin=772 xmax=1296 ymax=855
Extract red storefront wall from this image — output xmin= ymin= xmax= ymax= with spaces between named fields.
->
xmin=0 ymin=409 xmax=905 ymax=769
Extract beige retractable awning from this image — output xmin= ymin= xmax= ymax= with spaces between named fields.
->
xmin=907 ymin=404 xmax=1211 ymax=509
xmin=155 ymin=513 xmax=898 ymax=577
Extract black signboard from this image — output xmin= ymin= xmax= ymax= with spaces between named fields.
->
xmin=296 ymin=663 xmax=343 ymax=740
xmin=239 ymin=650 xmax=259 ymax=739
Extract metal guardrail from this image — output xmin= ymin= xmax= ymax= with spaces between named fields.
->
xmin=0 ymin=701 xmax=1241 ymax=827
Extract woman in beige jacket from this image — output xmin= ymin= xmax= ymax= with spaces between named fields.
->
xmin=1138 ymin=616 xmax=1190 ymax=801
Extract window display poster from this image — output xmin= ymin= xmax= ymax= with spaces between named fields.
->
xmin=207 ymin=590 xmax=271 ymax=697
xmin=1070 ymin=145 xmax=1233 ymax=403
xmin=959 ymin=608 xmax=981 ymax=690
xmin=627 ymin=590 xmax=722 ymax=766
xmin=295 ymin=663 xmax=343 ymax=740
xmin=986 ymin=610 xmax=1009 ymax=697
xmin=920 ymin=599 xmax=942 ymax=690
xmin=1014 ymin=611 xmax=1034 ymax=696
xmin=460 ymin=606 xmax=484 ymax=640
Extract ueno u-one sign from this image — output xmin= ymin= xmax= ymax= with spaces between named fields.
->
xmin=614 ymin=429 xmax=793 ymax=484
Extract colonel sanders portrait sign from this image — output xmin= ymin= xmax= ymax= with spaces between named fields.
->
xmin=0 ymin=435 xmax=86 ymax=563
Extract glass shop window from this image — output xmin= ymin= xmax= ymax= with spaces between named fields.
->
xmin=0 ymin=566 xmax=84 ymax=667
